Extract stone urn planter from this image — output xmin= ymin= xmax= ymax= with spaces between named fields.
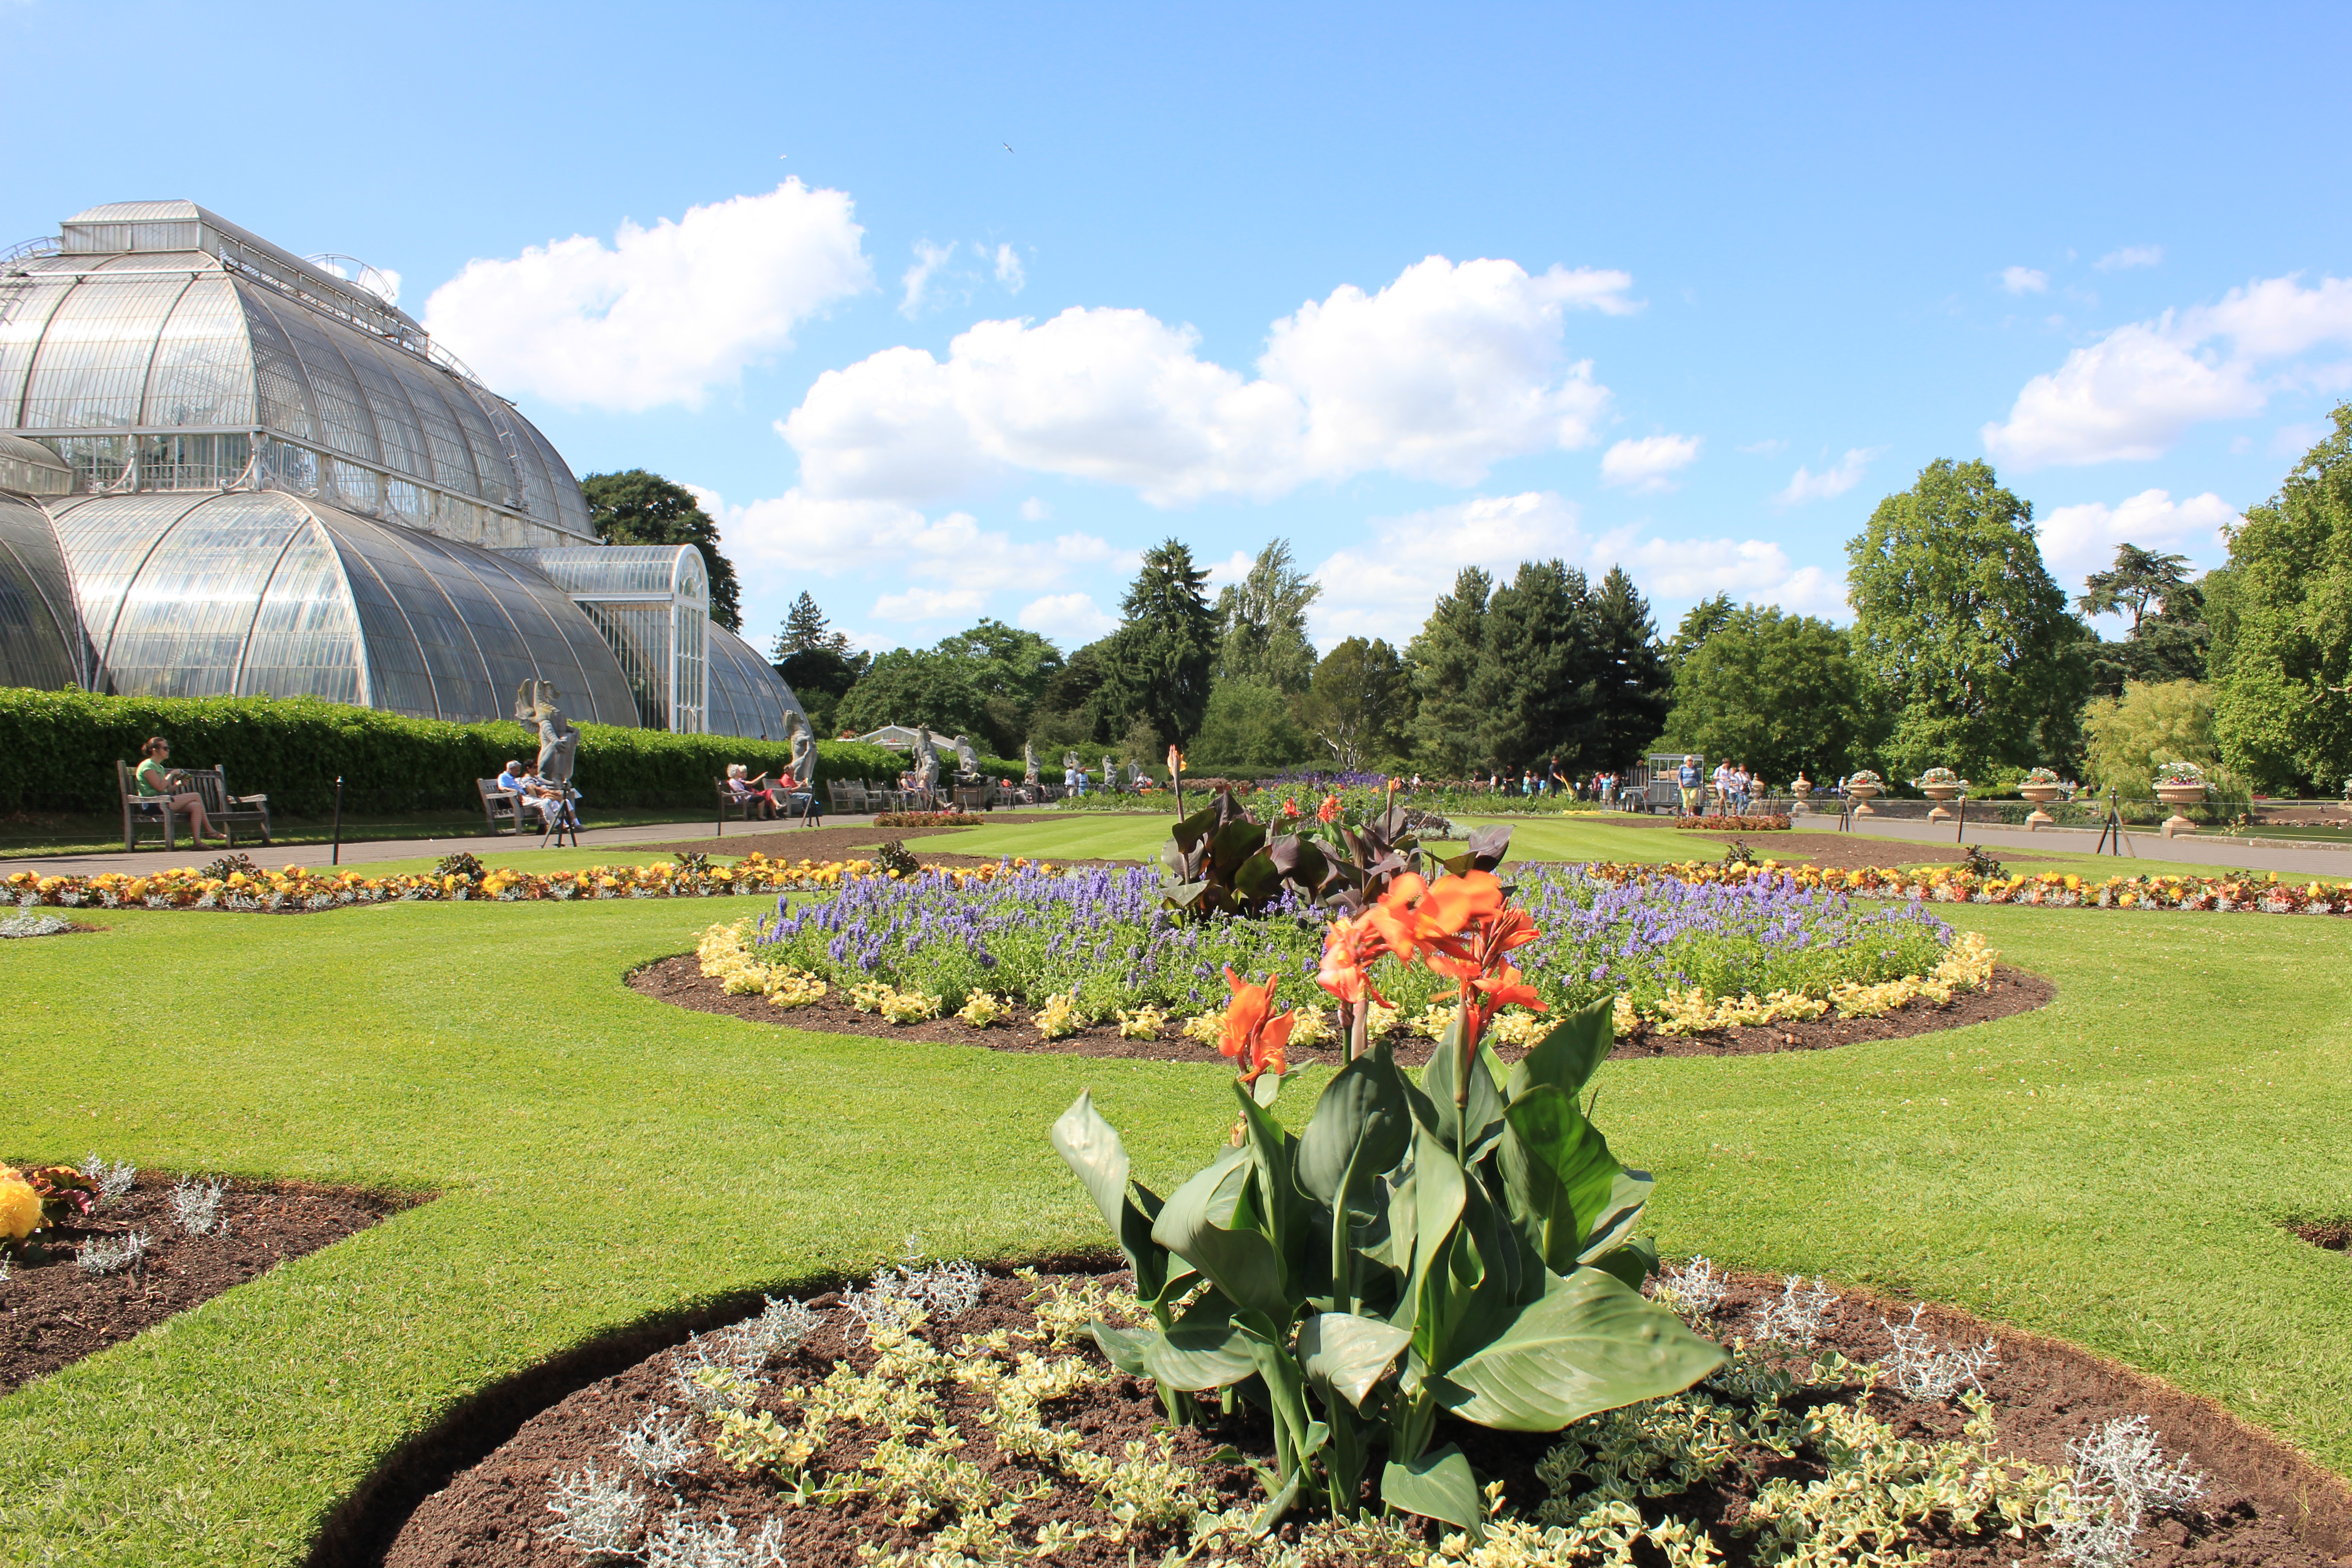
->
xmin=1789 ymin=775 xmax=1813 ymax=815
xmin=1921 ymin=781 xmax=1961 ymax=823
xmin=1846 ymin=778 xmax=1880 ymax=816
xmin=2155 ymin=780 xmax=2207 ymax=838
xmin=2018 ymin=781 xmax=2062 ymax=831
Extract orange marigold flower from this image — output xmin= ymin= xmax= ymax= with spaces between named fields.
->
xmin=1220 ymin=966 xmax=1295 ymax=1084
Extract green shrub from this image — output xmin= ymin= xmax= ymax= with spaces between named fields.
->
xmin=0 ymin=688 xmax=906 ymax=817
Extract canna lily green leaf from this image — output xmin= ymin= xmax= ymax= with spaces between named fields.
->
xmin=1432 ymin=1267 xmax=1724 ymax=1431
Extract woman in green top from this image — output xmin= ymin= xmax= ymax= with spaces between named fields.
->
xmin=135 ymin=736 xmax=219 ymax=847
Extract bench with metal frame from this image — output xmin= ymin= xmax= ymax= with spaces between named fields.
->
xmin=477 ymin=778 xmax=523 ymax=835
xmin=118 ymin=760 xmax=187 ymax=851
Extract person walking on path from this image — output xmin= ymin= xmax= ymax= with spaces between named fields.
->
xmin=1678 ymin=755 xmax=1703 ymax=816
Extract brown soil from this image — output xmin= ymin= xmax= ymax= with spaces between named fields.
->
xmin=367 ymin=1264 xmax=2352 ymax=1568
xmin=2290 ymin=1220 xmax=2351 ymax=1252
xmin=626 ymin=956 xmax=2055 ymax=1064
xmin=1 ymin=1173 xmax=418 ymax=1394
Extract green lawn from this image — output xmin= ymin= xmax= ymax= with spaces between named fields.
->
xmin=4 ymin=832 xmax=2347 ymax=1565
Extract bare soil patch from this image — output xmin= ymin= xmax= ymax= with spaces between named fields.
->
xmin=1637 ymin=832 xmax=2066 ymax=872
xmin=1 ymin=1174 xmax=418 ymax=1393
xmin=2289 ymin=1219 xmax=2351 ymax=1252
xmin=366 ymin=1263 xmax=2351 ymax=1568
xmin=627 ymin=956 xmax=2054 ymax=1064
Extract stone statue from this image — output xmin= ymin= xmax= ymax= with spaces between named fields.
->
xmin=1102 ymin=752 xmax=1119 ymax=795
xmin=914 ymin=730 xmax=941 ymax=799
xmin=786 ymin=711 xmax=815 ymax=784
xmin=954 ymin=735 xmax=980 ymax=778
xmin=514 ymin=679 xmax=578 ymax=786
xmin=1023 ymin=741 xmax=1039 ymax=785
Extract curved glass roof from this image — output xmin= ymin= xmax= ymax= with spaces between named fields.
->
xmin=47 ymin=490 xmax=638 ymax=724
xmin=0 ymin=202 xmax=593 ymax=546
xmin=707 ymin=620 xmax=807 ymax=742
xmin=0 ymin=493 xmax=84 ymax=690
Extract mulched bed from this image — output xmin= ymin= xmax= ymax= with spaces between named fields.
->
xmin=627 ymin=955 xmax=2055 ymax=1065
xmin=2289 ymin=1219 xmax=2350 ymax=1252
xmin=642 ymin=817 xmax=1070 ymax=866
xmin=366 ymin=1263 xmax=2351 ymax=1568
xmin=2 ymin=1173 xmax=418 ymax=1394
xmin=1671 ymin=832 xmax=2065 ymax=872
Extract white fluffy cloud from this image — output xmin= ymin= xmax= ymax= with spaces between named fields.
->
xmin=2035 ymin=489 xmax=2240 ymax=583
xmin=874 ymin=586 xmax=986 ymax=622
xmin=901 ymin=240 xmax=956 ymax=317
xmin=1981 ymin=273 xmax=2352 ymax=467
xmin=994 ymin=244 xmax=1026 ymax=293
xmin=1600 ymin=433 xmax=1701 ymax=491
xmin=423 ymin=182 xmax=870 ymax=412
xmin=2096 ymin=245 xmax=2164 ymax=271
xmin=1307 ymin=491 xmax=1847 ymax=646
xmin=1018 ymin=592 xmax=1119 ymax=642
xmin=779 ymin=255 xmax=1635 ymax=507
xmin=2001 ymin=266 xmax=2049 ymax=295
xmin=1771 ymin=448 xmax=1880 ymax=506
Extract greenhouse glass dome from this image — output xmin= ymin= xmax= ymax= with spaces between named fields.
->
xmin=0 ymin=202 xmax=804 ymax=735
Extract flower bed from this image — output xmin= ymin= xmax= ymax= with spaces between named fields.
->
xmin=1 ymin=853 xmax=1033 ymax=914
xmin=1588 ymin=859 xmax=2352 ymax=915
xmin=699 ymin=862 xmax=1973 ymax=1038
xmin=1671 ymin=813 xmax=1792 ymax=830
xmin=870 ymin=812 xmax=984 ymax=828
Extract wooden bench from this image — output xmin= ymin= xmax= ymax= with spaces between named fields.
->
xmin=478 ymin=778 xmax=523 ymax=835
xmin=118 ymin=760 xmax=186 ymax=851
xmin=190 ymin=766 xmax=271 ymax=847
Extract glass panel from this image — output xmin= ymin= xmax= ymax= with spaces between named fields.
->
xmin=519 ymin=417 xmax=595 ymax=539
xmin=0 ymin=495 xmax=83 ymax=690
xmin=446 ymin=382 xmax=522 ymax=509
xmin=473 ymin=392 xmax=557 ymax=523
xmin=332 ymin=516 xmax=496 ymax=721
xmin=49 ymin=491 xmax=214 ymax=676
xmin=256 ymin=436 xmax=323 ymax=497
xmin=580 ymin=602 xmax=673 ymax=729
xmin=673 ymin=603 xmax=706 ymax=733
xmin=0 ymin=279 xmax=76 ymax=426
xmin=239 ymin=522 xmax=363 ymax=706
xmin=94 ymin=493 xmax=310 ymax=701
xmin=380 ymin=351 xmax=478 ymax=495
xmin=330 ymin=529 xmax=438 ymax=718
xmin=471 ymin=550 xmax=641 ymax=728
xmin=137 ymin=432 xmax=251 ymax=490
xmin=337 ymin=335 xmax=435 ymax=483
xmin=19 ymin=277 xmax=195 ymax=429
xmin=397 ymin=528 xmax=543 ymax=711
xmin=140 ymin=277 xmax=256 ymax=427
xmin=236 ymin=288 xmax=320 ymax=443
xmin=268 ymin=304 xmax=379 ymax=462
xmin=47 ymin=434 xmax=134 ymax=491
xmin=504 ymin=545 xmax=695 ymax=597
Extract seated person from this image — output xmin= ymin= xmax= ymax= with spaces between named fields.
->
xmin=134 ymin=736 xmax=219 ymax=846
xmin=725 ymin=763 xmax=782 ymax=820
xmin=773 ymin=765 xmax=819 ymax=822
xmin=517 ymin=759 xmax=580 ymax=831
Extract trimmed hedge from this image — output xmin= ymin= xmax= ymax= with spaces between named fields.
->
xmin=0 ymin=688 xmax=907 ymax=818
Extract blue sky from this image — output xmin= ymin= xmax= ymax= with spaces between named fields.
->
xmin=10 ymin=1 xmax=2349 ymax=655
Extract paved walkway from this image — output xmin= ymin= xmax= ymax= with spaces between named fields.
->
xmin=1831 ymin=812 xmax=2352 ymax=877
xmin=3 ymin=815 xmax=876 ymax=879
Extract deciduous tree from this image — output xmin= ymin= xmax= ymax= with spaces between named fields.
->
xmin=1214 ymin=539 xmax=1322 ymax=694
xmin=1846 ymin=459 xmax=2090 ymax=780
xmin=1658 ymin=606 xmax=1879 ymax=786
xmin=2211 ymin=405 xmax=2352 ymax=791
xmin=1298 ymin=637 xmax=1408 ymax=771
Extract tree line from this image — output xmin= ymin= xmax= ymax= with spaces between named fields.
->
xmin=619 ymin=401 xmax=2352 ymax=796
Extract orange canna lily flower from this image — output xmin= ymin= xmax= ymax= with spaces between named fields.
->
xmin=1470 ymin=963 xmax=1545 ymax=1014
xmin=1317 ymin=794 xmax=1342 ymax=823
xmin=1315 ymin=915 xmax=1391 ymax=1007
xmin=1283 ymin=798 xmax=1302 ymax=818
xmin=1221 ymin=966 xmax=1295 ymax=1083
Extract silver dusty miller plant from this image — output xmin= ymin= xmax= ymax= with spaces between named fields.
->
xmin=168 ymin=1176 xmax=229 ymax=1235
xmin=1654 ymin=1255 xmax=1729 ymax=1321
xmin=642 ymin=1511 xmax=789 ymax=1568
xmin=615 ymin=1407 xmax=699 ymax=1488
xmin=541 ymin=1461 xmax=648 ymax=1559
xmin=668 ymin=1294 xmax=822 ymax=1414
xmin=1748 ymin=1275 xmax=1839 ymax=1349
xmin=77 ymin=1231 xmax=149 ymax=1276
xmin=1880 ymin=1303 xmax=2001 ymax=1399
xmin=2050 ymin=1416 xmax=2207 ymax=1568
xmin=842 ymin=1235 xmax=985 ymax=1341
xmin=80 ymin=1152 xmax=137 ymax=1203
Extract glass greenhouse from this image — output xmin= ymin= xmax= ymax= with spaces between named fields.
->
xmin=0 ymin=201 xmax=803 ymax=736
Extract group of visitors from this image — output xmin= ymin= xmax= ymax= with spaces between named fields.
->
xmin=498 ymin=758 xmax=582 ymax=833
xmin=724 ymin=764 xmax=814 ymax=822
xmin=1709 ymin=759 xmax=1764 ymax=814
